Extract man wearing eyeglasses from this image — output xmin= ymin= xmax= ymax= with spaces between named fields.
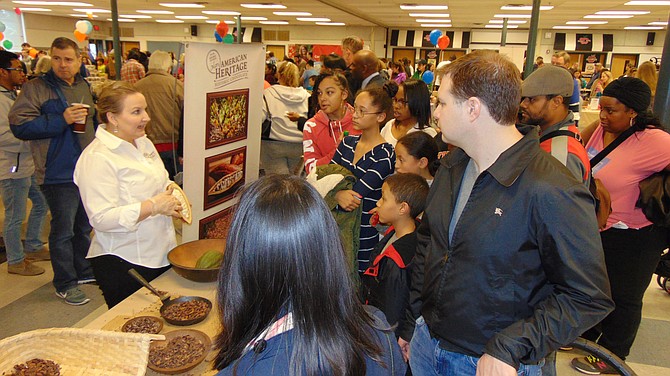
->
xmin=0 ymin=50 xmax=49 ymax=277
xmin=9 ymin=37 xmax=98 ymax=306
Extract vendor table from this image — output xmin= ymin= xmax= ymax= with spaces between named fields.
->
xmin=84 ymin=269 xmax=220 ymax=376
xmin=579 ymin=108 xmax=600 ymax=131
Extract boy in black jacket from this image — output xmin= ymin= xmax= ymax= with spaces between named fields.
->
xmin=361 ymin=173 xmax=429 ymax=335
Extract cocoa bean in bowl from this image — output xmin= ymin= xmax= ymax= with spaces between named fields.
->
xmin=10 ymin=358 xmax=61 ymax=376
xmin=122 ymin=316 xmax=163 ymax=334
xmin=147 ymin=329 xmax=211 ymax=374
xmin=160 ymin=296 xmax=212 ymax=326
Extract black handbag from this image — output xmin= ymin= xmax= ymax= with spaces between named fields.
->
xmin=636 ymin=171 xmax=670 ymax=227
xmin=261 ymin=94 xmax=272 ymax=140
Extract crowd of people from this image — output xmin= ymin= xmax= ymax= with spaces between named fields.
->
xmin=1 ymin=33 xmax=667 ymax=376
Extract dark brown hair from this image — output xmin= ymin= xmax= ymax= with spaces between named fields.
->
xmin=50 ymin=37 xmax=80 ymax=56
xmin=384 ymin=173 xmax=429 ymax=218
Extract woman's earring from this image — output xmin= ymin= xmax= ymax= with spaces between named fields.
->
xmin=629 ymin=117 xmax=635 ymax=128
xmin=114 ymin=124 xmax=119 ymax=133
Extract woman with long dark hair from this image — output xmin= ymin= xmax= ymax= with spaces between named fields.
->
xmin=572 ymin=77 xmax=670 ymax=374
xmin=380 ymin=79 xmax=436 ymax=147
xmin=214 ymin=175 xmax=405 ymax=375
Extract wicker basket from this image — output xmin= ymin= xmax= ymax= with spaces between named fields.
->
xmin=0 ymin=328 xmax=164 ymax=376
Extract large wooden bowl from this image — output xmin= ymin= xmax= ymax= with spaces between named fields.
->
xmin=167 ymin=239 xmax=225 ymax=283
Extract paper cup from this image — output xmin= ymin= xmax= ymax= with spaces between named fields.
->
xmin=72 ymin=103 xmax=90 ymax=133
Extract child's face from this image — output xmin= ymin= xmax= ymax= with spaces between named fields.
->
xmin=375 ymin=183 xmax=404 ymax=225
xmin=353 ymin=92 xmax=384 ymax=131
xmin=395 ymin=142 xmax=424 ymax=175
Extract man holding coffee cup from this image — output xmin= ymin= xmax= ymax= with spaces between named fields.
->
xmin=9 ymin=37 xmax=98 ymax=306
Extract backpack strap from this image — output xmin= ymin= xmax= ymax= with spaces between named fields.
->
xmin=539 ymin=129 xmax=581 ymax=143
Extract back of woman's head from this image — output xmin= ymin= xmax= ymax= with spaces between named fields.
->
xmin=637 ymin=61 xmax=658 ymax=95
xmin=401 ymin=79 xmax=432 ymax=128
xmin=277 ymin=60 xmax=300 ymax=87
xmin=397 ymin=131 xmax=439 ymax=176
xmin=97 ymin=81 xmax=139 ymax=124
xmin=322 ymin=53 xmax=347 ymax=73
xmin=215 ymin=175 xmax=381 ymax=374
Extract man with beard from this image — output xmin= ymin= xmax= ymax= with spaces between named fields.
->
xmin=520 ymin=64 xmax=590 ymax=186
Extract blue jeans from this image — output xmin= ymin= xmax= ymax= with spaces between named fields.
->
xmin=0 ymin=175 xmax=48 ymax=265
xmin=41 ymin=183 xmax=93 ymax=292
xmin=409 ymin=316 xmax=543 ymax=376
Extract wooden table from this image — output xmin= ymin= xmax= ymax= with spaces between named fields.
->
xmin=84 ymin=269 xmax=220 ymax=375
xmin=579 ymin=108 xmax=600 ymax=130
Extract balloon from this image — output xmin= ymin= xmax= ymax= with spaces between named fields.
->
xmin=422 ymin=71 xmax=434 ymax=85
xmin=429 ymin=29 xmax=442 ymax=46
xmin=223 ymin=34 xmax=234 ymax=44
xmin=0 ymin=21 xmax=5 ymax=33
xmin=29 ymin=48 xmax=37 ymax=58
xmin=2 ymin=40 xmax=13 ymax=50
xmin=14 ymin=8 xmax=21 ymax=15
xmin=76 ymin=21 xmax=88 ymax=34
xmin=74 ymin=30 xmax=87 ymax=42
xmin=0 ymin=32 xmax=3 ymax=41
xmin=215 ymin=22 xmax=229 ymax=38
xmin=214 ymin=31 xmax=223 ymax=42
xmin=84 ymin=20 xmax=93 ymax=34
xmin=437 ymin=35 xmax=450 ymax=50
xmin=93 ymin=25 xmax=100 ymax=31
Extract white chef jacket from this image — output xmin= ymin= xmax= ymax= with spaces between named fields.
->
xmin=74 ymin=125 xmax=177 ymax=268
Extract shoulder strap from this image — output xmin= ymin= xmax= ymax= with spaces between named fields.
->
xmin=590 ymin=125 xmax=637 ymax=168
xmin=539 ymin=130 xmax=581 ymax=143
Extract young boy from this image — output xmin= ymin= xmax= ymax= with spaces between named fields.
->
xmin=361 ymin=173 xmax=429 ymax=334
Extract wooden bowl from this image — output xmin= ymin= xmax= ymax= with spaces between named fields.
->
xmin=121 ymin=316 xmax=163 ymax=334
xmin=147 ymin=329 xmax=211 ymax=375
xmin=159 ymin=296 xmax=212 ymax=326
xmin=167 ymin=239 xmax=225 ymax=283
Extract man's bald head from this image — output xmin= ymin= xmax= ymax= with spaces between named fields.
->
xmin=352 ymin=50 xmax=379 ymax=80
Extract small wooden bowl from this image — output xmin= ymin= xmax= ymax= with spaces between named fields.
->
xmin=121 ymin=316 xmax=163 ymax=334
xmin=167 ymin=239 xmax=225 ymax=283
xmin=147 ymin=329 xmax=211 ymax=375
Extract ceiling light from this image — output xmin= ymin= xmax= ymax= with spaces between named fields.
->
xmin=421 ymin=24 xmax=452 ymax=27
xmin=316 ymin=22 xmax=345 ymax=26
xmin=73 ymin=8 xmax=109 ymax=13
xmin=595 ymin=10 xmax=650 ymax=15
xmin=260 ymin=20 xmax=289 ymax=24
xmin=584 ymin=15 xmax=634 ymax=19
xmin=17 ymin=7 xmax=51 ymax=11
xmin=400 ymin=4 xmax=448 ymax=10
xmin=13 ymin=1 xmax=91 ymax=5
xmin=69 ymin=13 xmax=97 ymax=17
xmin=489 ymin=19 xmax=527 ymax=24
xmin=553 ymin=26 xmax=589 ymax=29
xmin=494 ymin=14 xmax=532 ymax=18
xmin=296 ymin=17 xmax=331 ymax=22
xmin=415 ymin=19 xmax=450 ymax=23
xmin=241 ymin=3 xmax=287 ymax=9
xmin=203 ymin=10 xmax=241 ymax=15
xmin=137 ymin=10 xmax=174 ymax=14
xmin=625 ymin=25 xmax=664 ymax=29
xmin=119 ymin=14 xmax=152 ymax=18
xmin=108 ymin=18 xmax=135 ymax=22
xmin=500 ymin=5 xmax=553 ymax=10
xmin=159 ymin=3 xmax=205 ymax=8
xmin=626 ymin=0 xmax=670 ymax=4
xmin=485 ymin=24 xmax=519 ymax=28
xmin=648 ymin=21 xmax=669 ymax=25
xmin=274 ymin=11 xmax=311 ymax=16
xmin=206 ymin=20 xmax=235 ymax=24
xmin=567 ymin=21 xmax=608 ymax=25
xmin=409 ymin=13 xmax=450 ymax=17
xmin=240 ymin=16 xmax=267 ymax=20
xmin=175 ymin=15 xmax=209 ymax=19
xmin=156 ymin=19 xmax=184 ymax=23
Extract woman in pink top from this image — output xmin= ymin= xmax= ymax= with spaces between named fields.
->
xmin=572 ymin=77 xmax=670 ymax=374
xmin=302 ymin=72 xmax=359 ymax=174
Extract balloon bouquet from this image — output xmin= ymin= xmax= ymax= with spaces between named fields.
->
xmin=214 ymin=21 xmax=235 ymax=44
xmin=73 ymin=20 xmax=93 ymax=42
xmin=423 ymin=29 xmax=451 ymax=89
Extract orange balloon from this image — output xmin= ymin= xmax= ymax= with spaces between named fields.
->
xmin=0 ymin=32 xmax=4 ymax=41
xmin=74 ymin=30 xmax=87 ymax=42
xmin=29 ymin=48 xmax=38 ymax=58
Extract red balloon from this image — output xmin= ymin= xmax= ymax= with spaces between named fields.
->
xmin=14 ymin=7 xmax=21 ymax=15
xmin=215 ymin=22 xmax=229 ymax=37
xmin=437 ymin=35 xmax=450 ymax=50
xmin=93 ymin=25 xmax=100 ymax=31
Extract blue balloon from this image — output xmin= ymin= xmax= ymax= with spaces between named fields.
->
xmin=214 ymin=31 xmax=223 ymax=42
xmin=429 ymin=29 xmax=442 ymax=46
xmin=422 ymin=71 xmax=434 ymax=85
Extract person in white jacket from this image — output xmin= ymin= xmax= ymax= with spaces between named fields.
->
xmin=261 ymin=61 xmax=309 ymax=175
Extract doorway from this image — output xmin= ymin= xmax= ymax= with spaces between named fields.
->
xmin=266 ymin=45 xmax=285 ymax=61
xmin=391 ymin=48 xmax=416 ymax=65
xmin=611 ymin=54 xmax=638 ymax=77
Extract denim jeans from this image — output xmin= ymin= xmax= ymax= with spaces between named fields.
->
xmin=0 ymin=175 xmax=48 ymax=265
xmin=409 ymin=316 xmax=543 ymax=376
xmin=41 ymin=183 xmax=93 ymax=292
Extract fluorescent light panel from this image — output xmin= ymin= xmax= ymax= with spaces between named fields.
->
xmin=400 ymin=4 xmax=448 ymax=10
xmin=73 ymin=8 xmax=109 ymax=13
xmin=120 ymin=14 xmax=152 ymax=18
xmin=595 ymin=10 xmax=649 ymax=15
xmin=648 ymin=21 xmax=669 ymax=25
xmin=260 ymin=20 xmax=289 ymax=24
xmin=316 ymin=22 xmax=345 ymax=25
xmin=584 ymin=15 xmax=634 ymax=19
xmin=625 ymin=0 xmax=670 ymax=4
xmin=69 ymin=13 xmax=97 ymax=17
xmin=485 ymin=24 xmax=519 ymax=28
xmin=494 ymin=14 xmax=532 ymax=18
xmin=500 ymin=5 xmax=553 ymax=10
xmin=206 ymin=20 xmax=235 ymax=24
xmin=408 ymin=13 xmax=450 ymax=17
xmin=296 ymin=17 xmax=330 ymax=21
xmin=567 ymin=21 xmax=608 ymax=25
xmin=274 ymin=12 xmax=312 ymax=16
xmin=17 ymin=7 xmax=51 ymax=11
xmin=416 ymin=19 xmax=450 ymax=23
xmin=159 ymin=3 xmax=205 ymax=8
xmin=13 ymin=1 xmax=91 ymax=5
xmin=240 ymin=3 xmax=287 ymax=9
xmin=108 ymin=18 xmax=135 ymax=22
xmin=421 ymin=24 xmax=452 ymax=27
xmin=175 ymin=15 xmax=209 ymax=19
xmin=553 ymin=26 xmax=589 ymax=29
xmin=137 ymin=10 xmax=174 ymax=14
xmin=202 ymin=10 xmax=240 ymax=15
xmin=625 ymin=26 xmax=664 ymax=29
xmin=240 ymin=16 xmax=267 ymax=20
xmin=489 ymin=19 xmax=527 ymax=24
xmin=156 ymin=19 xmax=184 ymax=23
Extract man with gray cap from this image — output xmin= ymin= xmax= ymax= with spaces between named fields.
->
xmin=520 ymin=64 xmax=591 ymax=186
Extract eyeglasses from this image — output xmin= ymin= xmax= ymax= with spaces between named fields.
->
xmin=353 ymin=106 xmax=382 ymax=117
xmin=2 ymin=67 xmax=24 ymax=73
xmin=392 ymin=98 xmax=408 ymax=106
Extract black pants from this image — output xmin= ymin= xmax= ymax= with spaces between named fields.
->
xmin=90 ymin=254 xmax=170 ymax=309
xmin=583 ymin=225 xmax=666 ymax=359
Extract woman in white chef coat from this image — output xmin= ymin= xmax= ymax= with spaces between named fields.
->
xmin=74 ymin=82 xmax=182 ymax=308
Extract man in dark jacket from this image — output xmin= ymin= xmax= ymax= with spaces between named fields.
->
xmin=9 ymin=37 xmax=98 ymax=306
xmin=397 ymin=50 xmax=613 ymax=375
